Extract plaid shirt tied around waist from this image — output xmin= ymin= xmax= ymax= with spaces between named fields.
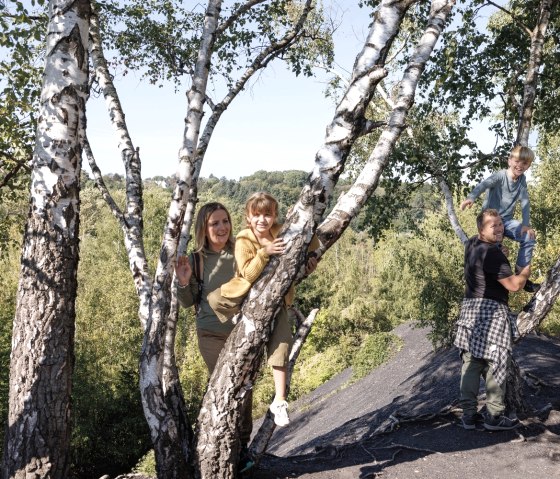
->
xmin=454 ymin=297 xmax=519 ymax=387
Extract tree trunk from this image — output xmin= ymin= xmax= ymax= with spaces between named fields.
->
xmin=138 ymin=1 xmax=223 ymax=477
xmin=195 ymin=2 xmax=423 ymax=476
xmin=516 ymin=0 xmax=555 ymax=147
xmin=1 ymin=1 xmax=90 ymax=477
xmin=316 ymin=0 xmax=455 ymax=251
xmin=512 ymin=0 xmax=558 ymax=335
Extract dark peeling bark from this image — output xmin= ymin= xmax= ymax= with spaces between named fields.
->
xmin=1 ymin=0 xmax=90 ymax=477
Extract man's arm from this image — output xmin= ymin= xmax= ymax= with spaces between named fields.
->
xmin=498 ymin=264 xmax=530 ymax=292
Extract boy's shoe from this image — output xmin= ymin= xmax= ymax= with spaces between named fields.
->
xmin=269 ymin=399 xmax=290 ymax=427
xmin=483 ymin=414 xmax=521 ymax=431
xmin=523 ymin=279 xmax=540 ymax=293
xmin=238 ymin=445 xmax=255 ymax=474
xmin=461 ymin=412 xmax=484 ymax=430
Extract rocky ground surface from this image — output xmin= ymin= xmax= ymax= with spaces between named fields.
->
xmin=113 ymin=322 xmax=560 ymax=479
xmin=252 ymin=322 xmax=560 ymax=479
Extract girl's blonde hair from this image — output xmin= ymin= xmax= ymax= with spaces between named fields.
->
xmin=245 ymin=192 xmax=279 ymax=227
xmin=194 ymin=202 xmax=234 ymax=251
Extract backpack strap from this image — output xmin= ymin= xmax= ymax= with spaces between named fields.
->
xmin=190 ymin=251 xmax=204 ymax=313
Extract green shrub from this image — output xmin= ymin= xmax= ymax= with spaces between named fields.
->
xmin=352 ymin=332 xmax=403 ymax=380
xmin=134 ymin=449 xmax=156 ymax=476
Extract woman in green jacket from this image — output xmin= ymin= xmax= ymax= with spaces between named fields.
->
xmin=175 ymin=202 xmax=253 ymax=471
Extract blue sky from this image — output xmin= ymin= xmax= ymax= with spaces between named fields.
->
xmin=84 ymin=1 xmax=507 ymax=181
xmin=85 ymin=2 xmax=373 ymax=180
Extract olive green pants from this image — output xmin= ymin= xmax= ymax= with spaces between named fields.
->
xmin=197 ymin=329 xmax=253 ymax=445
xmin=459 ymin=351 xmax=507 ymax=417
xmin=206 ymin=289 xmax=293 ymax=368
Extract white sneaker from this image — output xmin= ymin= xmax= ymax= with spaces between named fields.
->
xmin=269 ymin=399 xmax=290 ymax=427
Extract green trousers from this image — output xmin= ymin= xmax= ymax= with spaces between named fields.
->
xmin=197 ymin=329 xmax=253 ymax=445
xmin=459 ymin=351 xmax=507 ymax=417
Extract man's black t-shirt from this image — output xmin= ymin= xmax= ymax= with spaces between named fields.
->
xmin=464 ymin=236 xmax=513 ymax=304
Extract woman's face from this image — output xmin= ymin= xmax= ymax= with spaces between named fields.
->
xmin=206 ymin=209 xmax=231 ymax=252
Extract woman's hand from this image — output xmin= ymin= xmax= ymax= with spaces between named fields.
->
xmin=264 ymin=238 xmax=285 ymax=256
xmin=175 ymin=256 xmax=192 ymax=287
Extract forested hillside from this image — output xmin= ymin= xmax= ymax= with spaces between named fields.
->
xmin=1 ymin=164 xmax=559 ymax=477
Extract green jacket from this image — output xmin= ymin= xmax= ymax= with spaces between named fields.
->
xmin=177 ymin=246 xmax=236 ymax=334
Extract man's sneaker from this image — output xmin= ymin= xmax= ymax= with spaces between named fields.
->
xmin=461 ymin=412 xmax=484 ymax=430
xmin=483 ymin=414 xmax=521 ymax=431
xmin=523 ymin=279 xmax=540 ymax=293
xmin=269 ymin=399 xmax=290 ymax=427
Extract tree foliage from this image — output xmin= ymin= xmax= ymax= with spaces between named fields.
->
xmin=100 ymin=0 xmax=334 ymax=88
xmin=0 ymin=0 xmax=46 ymax=251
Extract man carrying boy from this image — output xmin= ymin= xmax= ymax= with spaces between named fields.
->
xmin=455 ymin=209 xmax=530 ymax=431
xmin=460 ymin=145 xmax=538 ymax=292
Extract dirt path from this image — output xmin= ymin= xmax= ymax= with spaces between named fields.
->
xmin=252 ymin=323 xmax=560 ymax=479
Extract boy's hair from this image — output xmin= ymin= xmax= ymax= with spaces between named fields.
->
xmin=194 ymin=202 xmax=234 ymax=251
xmin=510 ymin=145 xmax=535 ymax=164
xmin=476 ymin=208 xmax=501 ymax=231
xmin=245 ymin=192 xmax=279 ymax=225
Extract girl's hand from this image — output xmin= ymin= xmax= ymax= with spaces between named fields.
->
xmin=460 ymin=199 xmax=474 ymax=210
xmin=264 ymin=238 xmax=285 ymax=256
xmin=175 ymin=256 xmax=192 ymax=286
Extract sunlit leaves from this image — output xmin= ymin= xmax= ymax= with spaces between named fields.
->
xmin=0 ymin=0 xmax=47 ymax=250
xmin=100 ymin=0 xmax=335 ymax=90
xmin=422 ymin=0 xmax=560 ymax=136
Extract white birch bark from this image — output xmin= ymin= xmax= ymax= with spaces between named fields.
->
xmin=88 ymin=0 xmax=319 ymax=474
xmin=516 ymin=0 xmax=554 ymax=147
xmin=138 ymin=2 xmax=223 ymax=477
xmin=1 ymin=0 xmax=90 ymax=477
xmin=439 ymin=177 xmax=468 ymax=244
xmin=316 ymin=0 xmax=455 ymax=252
xmin=505 ymin=0 xmax=558 ymax=336
xmin=89 ymin=4 xmax=152 ymax=328
xmin=196 ymin=2 xmax=421 ymax=477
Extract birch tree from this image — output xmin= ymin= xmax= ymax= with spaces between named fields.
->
xmin=196 ymin=1 xmax=456 ymax=476
xmin=1 ymin=0 xmax=91 ymax=477
xmin=86 ymin=0 xmax=325 ymax=476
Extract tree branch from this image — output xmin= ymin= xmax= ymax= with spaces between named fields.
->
xmin=516 ymin=0 xmax=555 ymax=146
xmin=438 ymin=176 xmax=468 ymax=244
xmin=250 ymin=308 xmax=319 ymax=460
xmin=360 ymin=119 xmax=387 ymax=137
xmin=315 ymin=0 xmax=455 ymax=253
xmin=0 ymin=154 xmax=31 ymax=189
xmin=216 ymin=0 xmax=269 ymax=37
xmin=82 ymin=136 xmax=127 ymax=230
xmin=485 ymin=0 xmax=532 ymax=36
xmin=196 ymin=0 xmax=315 ymax=159
xmin=90 ymin=0 xmax=152 ymax=321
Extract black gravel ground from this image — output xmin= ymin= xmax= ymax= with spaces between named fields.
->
xmin=252 ymin=323 xmax=560 ymax=479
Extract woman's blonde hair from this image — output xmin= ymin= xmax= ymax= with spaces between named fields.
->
xmin=244 ymin=192 xmax=279 ymax=227
xmin=194 ymin=202 xmax=234 ymax=251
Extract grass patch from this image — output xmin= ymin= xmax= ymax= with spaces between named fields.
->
xmin=351 ymin=332 xmax=403 ymax=381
